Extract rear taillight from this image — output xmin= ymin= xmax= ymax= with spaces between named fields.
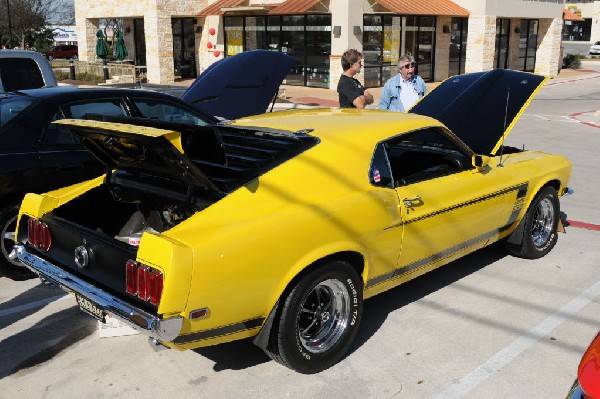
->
xmin=27 ymin=218 xmax=52 ymax=251
xmin=125 ymin=260 xmax=163 ymax=306
xmin=579 ymin=333 xmax=600 ymax=399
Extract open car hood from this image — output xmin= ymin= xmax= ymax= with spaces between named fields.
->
xmin=181 ymin=50 xmax=296 ymax=120
xmin=53 ymin=119 xmax=224 ymax=197
xmin=409 ymin=69 xmax=547 ymax=155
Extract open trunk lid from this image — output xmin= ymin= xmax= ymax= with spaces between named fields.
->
xmin=54 ymin=118 xmax=224 ymax=198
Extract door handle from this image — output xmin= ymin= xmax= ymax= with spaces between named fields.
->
xmin=403 ymin=196 xmax=422 ymax=208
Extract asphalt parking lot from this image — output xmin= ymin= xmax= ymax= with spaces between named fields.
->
xmin=2 ymin=63 xmax=600 ymax=398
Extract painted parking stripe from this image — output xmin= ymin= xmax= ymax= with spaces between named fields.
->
xmin=567 ymin=220 xmax=600 ymax=232
xmin=433 ymin=279 xmax=600 ymax=399
xmin=0 ymin=294 xmax=68 ymax=318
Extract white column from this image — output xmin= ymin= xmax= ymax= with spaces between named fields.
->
xmin=591 ymin=1 xmax=600 ymax=43
xmin=144 ymin=12 xmax=175 ymax=84
xmin=330 ymin=0 xmax=364 ymax=90
xmin=535 ymin=18 xmax=563 ymax=76
xmin=465 ymin=15 xmax=496 ymax=73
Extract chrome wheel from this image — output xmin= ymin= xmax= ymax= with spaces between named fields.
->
xmin=297 ymin=279 xmax=351 ymax=354
xmin=1 ymin=211 xmax=20 ymax=266
xmin=531 ymin=197 xmax=555 ymax=248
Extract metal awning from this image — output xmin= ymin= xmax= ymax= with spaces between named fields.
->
xmin=198 ymin=0 xmax=247 ymax=16
xmin=268 ymin=0 xmax=322 ymax=15
xmin=376 ymin=0 xmax=469 ymax=16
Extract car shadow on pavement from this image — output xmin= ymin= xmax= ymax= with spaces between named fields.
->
xmin=0 ymin=283 xmax=67 ymax=331
xmin=192 ymin=338 xmax=271 ymax=371
xmin=349 ymin=242 xmax=508 ymax=355
xmin=0 ymin=306 xmax=96 ymax=379
xmin=189 ymin=243 xmax=507 ymax=372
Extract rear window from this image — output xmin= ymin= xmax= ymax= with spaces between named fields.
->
xmin=0 ymin=58 xmax=45 ymax=91
xmin=0 ymin=96 xmax=37 ymax=130
xmin=132 ymin=98 xmax=209 ymax=125
xmin=62 ymin=99 xmax=127 ymax=118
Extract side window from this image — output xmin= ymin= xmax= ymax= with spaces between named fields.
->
xmin=62 ymin=99 xmax=126 ymax=119
xmin=0 ymin=58 xmax=45 ymax=91
xmin=0 ymin=97 xmax=36 ymax=130
xmin=132 ymin=99 xmax=208 ymax=125
xmin=383 ymin=127 xmax=471 ymax=187
xmin=369 ymin=143 xmax=394 ymax=188
xmin=43 ymin=111 xmax=80 ymax=145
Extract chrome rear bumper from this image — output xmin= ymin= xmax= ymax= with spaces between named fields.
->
xmin=13 ymin=244 xmax=182 ymax=342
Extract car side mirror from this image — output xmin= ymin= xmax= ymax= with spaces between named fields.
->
xmin=472 ymin=154 xmax=490 ymax=171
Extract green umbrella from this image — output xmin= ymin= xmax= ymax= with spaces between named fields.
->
xmin=114 ymin=30 xmax=128 ymax=61
xmin=95 ymin=29 xmax=108 ymax=59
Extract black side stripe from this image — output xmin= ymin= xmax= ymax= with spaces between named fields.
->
xmin=367 ymin=182 xmax=529 ymax=289
xmin=173 ymin=317 xmax=265 ymax=345
xmin=366 ymin=227 xmax=500 ymax=289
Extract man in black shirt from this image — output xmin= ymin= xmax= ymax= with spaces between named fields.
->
xmin=337 ymin=49 xmax=374 ymax=108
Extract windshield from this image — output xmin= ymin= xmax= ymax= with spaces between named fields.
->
xmin=0 ymin=96 xmax=37 ymax=130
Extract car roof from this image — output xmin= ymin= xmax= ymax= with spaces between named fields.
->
xmin=15 ymin=85 xmax=180 ymax=101
xmin=233 ymin=108 xmax=444 ymax=147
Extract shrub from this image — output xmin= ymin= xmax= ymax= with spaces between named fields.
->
xmin=563 ymin=53 xmax=581 ymax=69
xmin=54 ymin=70 xmax=104 ymax=84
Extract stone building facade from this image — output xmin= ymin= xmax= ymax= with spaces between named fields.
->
xmin=74 ymin=0 xmax=565 ymax=88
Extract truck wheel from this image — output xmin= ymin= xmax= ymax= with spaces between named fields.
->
xmin=0 ymin=205 xmax=35 ymax=280
xmin=506 ymin=186 xmax=559 ymax=259
xmin=264 ymin=261 xmax=362 ymax=374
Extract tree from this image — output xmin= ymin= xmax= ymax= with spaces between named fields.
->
xmin=0 ymin=0 xmax=73 ymax=48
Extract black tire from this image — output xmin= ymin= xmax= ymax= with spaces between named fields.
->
xmin=72 ymin=54 xmax=78 ymax=60
xmin=0 ymin=205 xmax=35 ymax=280
xmin=264 ymin=261 xmax=363 ymax=374
xmin=47 ymin=55 xmax=53 ymax=61
xmin=506 ymin=186 xmax=559 ymax=259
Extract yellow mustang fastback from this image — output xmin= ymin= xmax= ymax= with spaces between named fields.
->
xmin=13 ymin=69 xmax=572 ymax=374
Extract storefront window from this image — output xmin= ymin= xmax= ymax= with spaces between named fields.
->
xmin=224 ymin=17 xmax=244 ymax=56
xmin=449 ymin=17 xmax=468 ymax=77
xmin=495 ymin=18 xmax=510 ymax=69
xmin=172 ymin=18 xmax=197 ymax=79
xmin=517 ymin=20 xmax=538 ymax=72
xmin=363 ymin=15 xmax=383 ymax=87
xmin=363 ymin=14 xmax=435 ymax=87
xmin=305 ymin=14 xmax=331 ymax=87
xmin=224 ymin=14 xmax=331 ymax=88
xmin=267 ymin=16 xmax=281 ymax=51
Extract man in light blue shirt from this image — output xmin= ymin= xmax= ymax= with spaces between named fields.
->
xmin=378 ymin=55 xmax=427 ymax=112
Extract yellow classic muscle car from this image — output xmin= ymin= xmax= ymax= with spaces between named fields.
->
xmin=13 ymin=69 xmax=572 ymax=374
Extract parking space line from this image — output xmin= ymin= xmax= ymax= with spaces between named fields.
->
xmin=0 ymin=294 xmax=68 ymax=318
xmin=433 ymin=279 xmax=600 ymax=399
xmin=568 ymin=220 xmax=600 ymax=232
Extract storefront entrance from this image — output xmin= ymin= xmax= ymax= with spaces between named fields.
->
xmin=223 ymin=14 xmax=331 ymax=88
xmin=363 ymin=15 xmax=436 ymax=88
xmin=172 ymin=18 xmax=197 ymax=79
xmin=133 ymin=18 xmax=146 ymax=67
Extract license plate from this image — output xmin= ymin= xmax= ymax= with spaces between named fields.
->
xmin=75 ymin=293 xmax=106 ymax=323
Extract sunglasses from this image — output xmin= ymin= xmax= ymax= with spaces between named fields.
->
xmin=401 ymin=62 xmax=416 ymax=69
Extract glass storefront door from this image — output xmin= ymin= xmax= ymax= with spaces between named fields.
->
xmin=449 ymin=17 xmax=468 ymax=77
xmin=172 ymin=18 xmax=197 ymax=79
xmin=495 ymin=18 xmax=510 ymax=69
xmin=133 ymin=19 xmax=146 ymax=67
xmin=517 ymin=19 xmax=538 ymax=72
